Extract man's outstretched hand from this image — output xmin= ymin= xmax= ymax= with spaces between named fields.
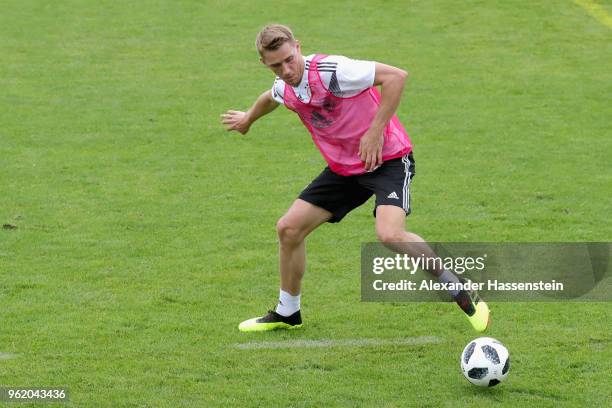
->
xmin=221 ymin=110 xmax=251 ymax=134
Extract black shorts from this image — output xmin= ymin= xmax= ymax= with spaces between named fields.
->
xmin=299 ymin=153 xmax=416 ymax=223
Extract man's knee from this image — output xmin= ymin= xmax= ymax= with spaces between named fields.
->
xmin=276 ymin=216 xmax=305 ymax=245
xmin=376 ymin=227 xmax=406 ymax=244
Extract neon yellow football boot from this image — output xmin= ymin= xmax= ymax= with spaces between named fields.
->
xmin=456 ymin=278 xmax=491 ymax=332
xmin=238 ymin=310 xmax=303 ymax=332
xmin=467 ymin=299 xmax=490 ymax=332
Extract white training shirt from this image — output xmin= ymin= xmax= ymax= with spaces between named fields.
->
xmin=271 ymin=54 xmax=376 ymax=105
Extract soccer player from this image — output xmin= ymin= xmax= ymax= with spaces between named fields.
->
xmin=221 ymin=24 xmax=489 ymax=333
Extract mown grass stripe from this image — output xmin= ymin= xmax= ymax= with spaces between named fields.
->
xmin=234 ymin=336 xmax=443 ymax=350
xmin=574 ymin=0 xmax=612 ymax=28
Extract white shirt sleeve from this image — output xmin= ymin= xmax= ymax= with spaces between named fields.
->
xmin=271 ymin=77 xmax=285 ymax=104
xmin=327 ymin=55 xmax=375 ymax=96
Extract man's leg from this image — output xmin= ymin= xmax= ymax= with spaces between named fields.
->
xmin=238 ymin=199 xmax=331 ymax=332
xmin=375 ymin=205 xmax=441 ymax=273
xmin=375 ymin=205 xmax=490 ymax=332
xmin=277 ymin=199 xmax=332 ymax=295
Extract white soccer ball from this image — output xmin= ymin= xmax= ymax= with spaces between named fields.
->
xmin=460 ymin=337 xmax=510 ymax=387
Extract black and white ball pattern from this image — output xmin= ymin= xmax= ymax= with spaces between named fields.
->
xmin=461 ymin=337 xmax=510 ymax=387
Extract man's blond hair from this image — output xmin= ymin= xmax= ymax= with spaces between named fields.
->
xmin=255 ymin=24 xmax=295 ymax=56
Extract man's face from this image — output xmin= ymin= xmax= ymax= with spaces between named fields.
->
xmin=261 ymin=41 xmax=304 ymax=87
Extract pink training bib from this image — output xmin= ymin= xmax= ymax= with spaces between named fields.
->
xmin=283 ymin=54 xmax=412 ymax=176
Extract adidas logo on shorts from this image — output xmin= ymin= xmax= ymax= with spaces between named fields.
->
xmin=387 ymin=191 xmax=399 ymax=199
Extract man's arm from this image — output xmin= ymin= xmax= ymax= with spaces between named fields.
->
xmin=221 ymin=90 xmax=279 ymax=134
xmin=359 ymin=62 xmax=408 ymax=171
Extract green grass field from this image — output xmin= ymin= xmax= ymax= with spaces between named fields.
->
xmin=1 ymin=1 xmax=611 ymax=406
